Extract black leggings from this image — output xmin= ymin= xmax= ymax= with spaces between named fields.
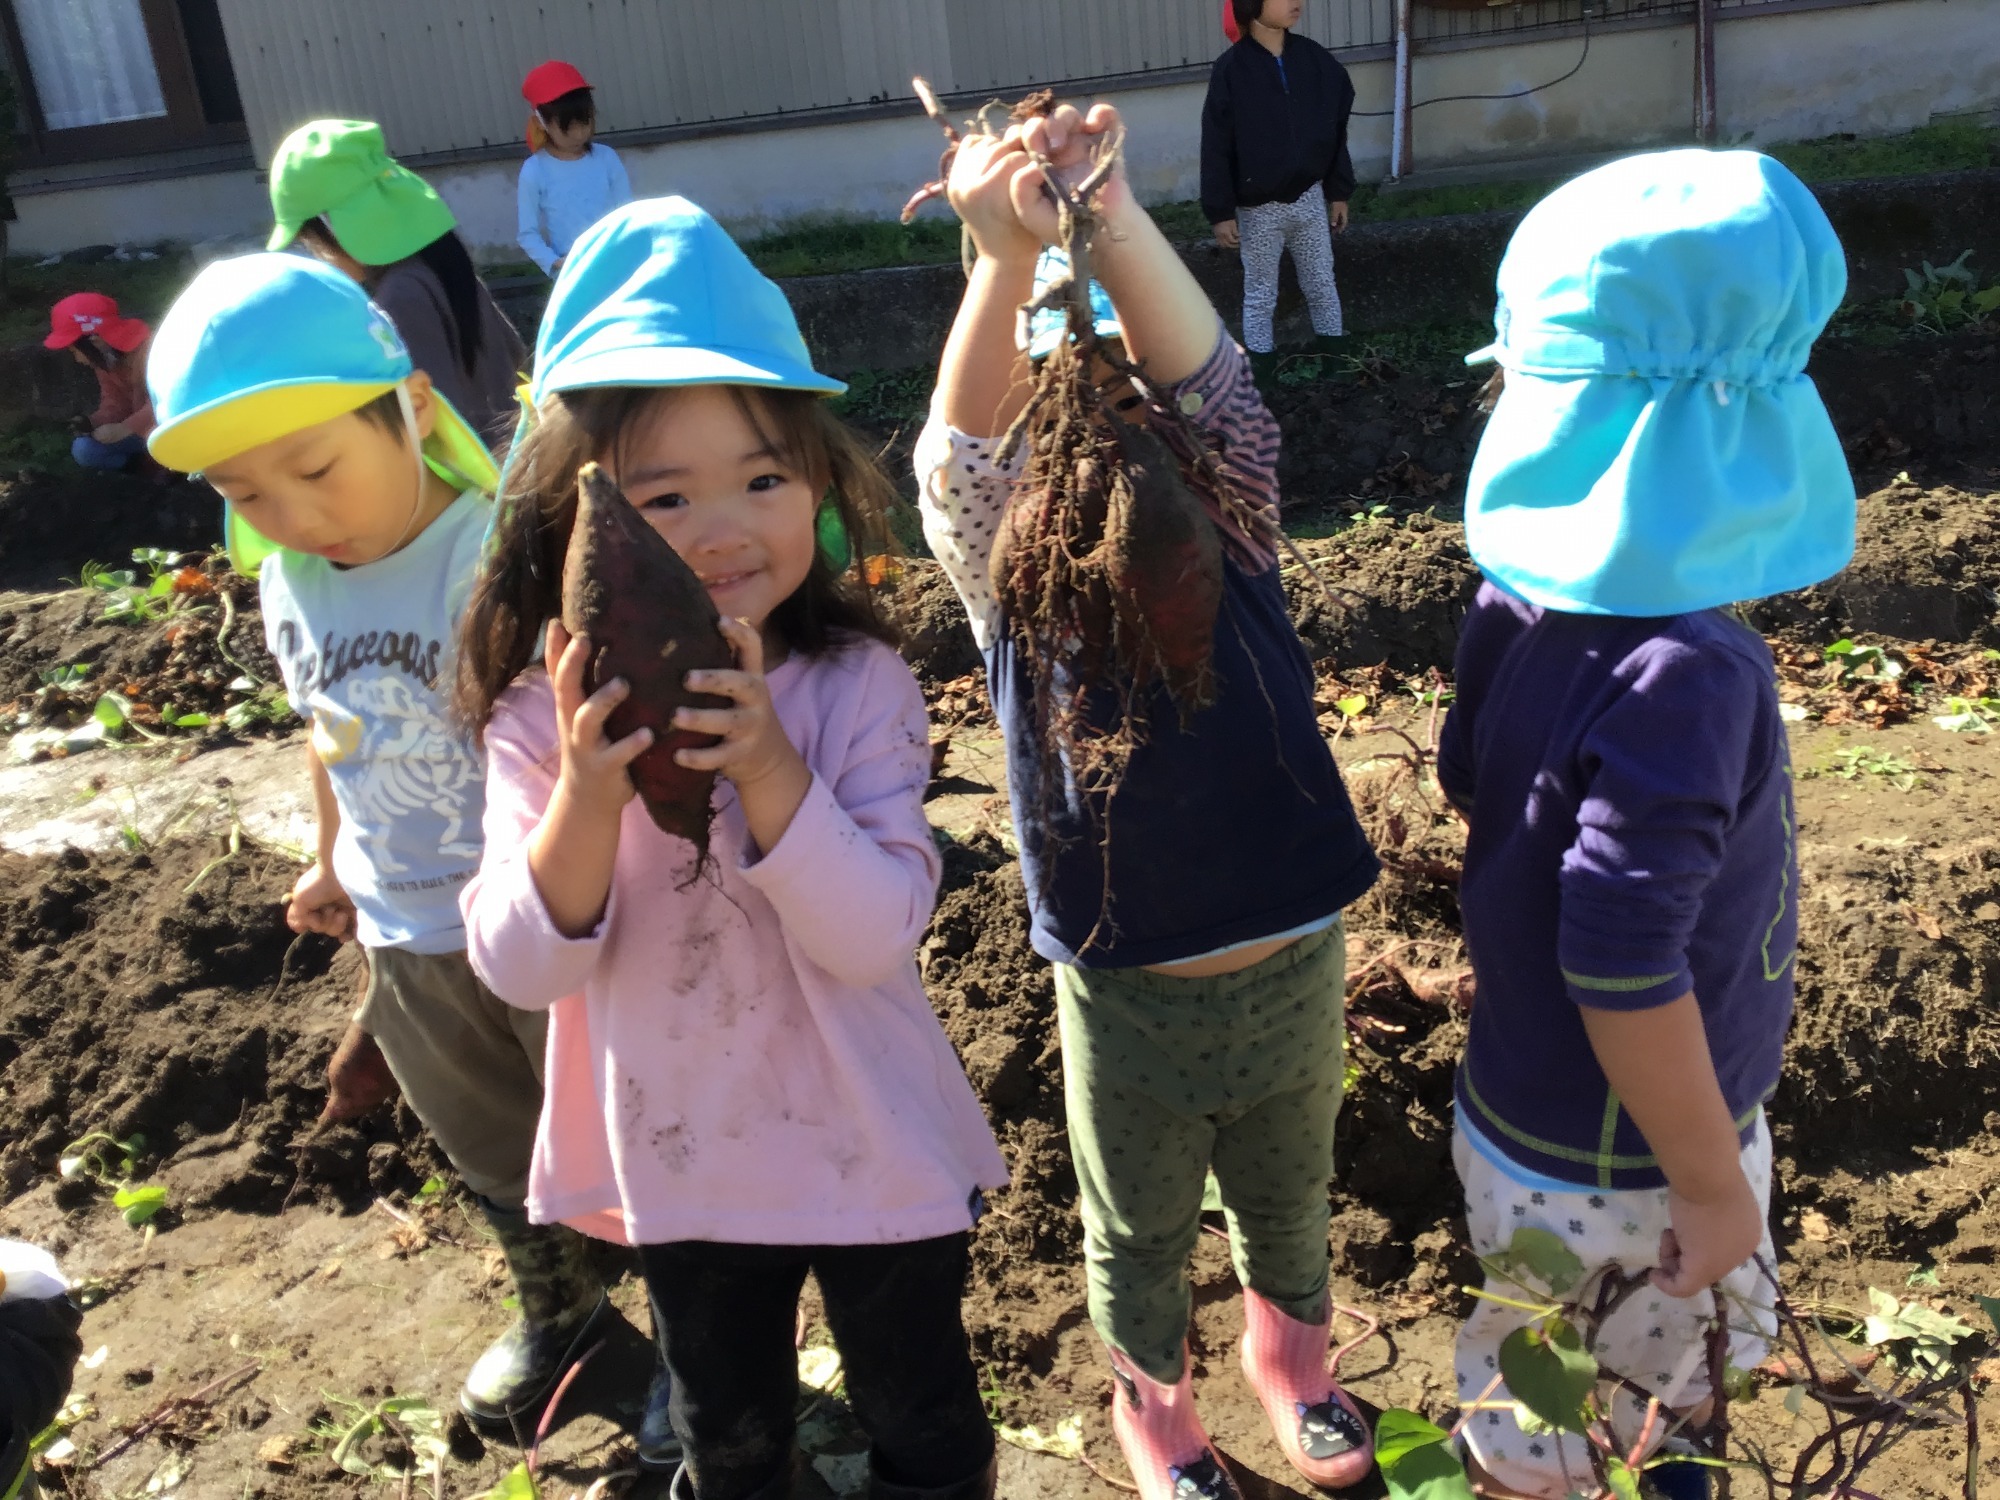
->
xmin=639 ymin=1233 xmax=995 ymax=1500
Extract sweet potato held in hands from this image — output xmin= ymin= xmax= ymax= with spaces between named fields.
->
xmin=561 ymin=462 xmax=736 ymax=855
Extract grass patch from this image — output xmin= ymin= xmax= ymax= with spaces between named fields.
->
xmin=1768 ymin=118 xmax=2000 ymax=183
xmin=740 ymin=216 xmax=966 ymax=278
xmin=0 ymin=251 xmax=195 ymax=345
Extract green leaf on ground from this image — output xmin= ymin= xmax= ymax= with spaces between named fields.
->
xmin=112 ymin=1184 xmax=167 ymax=1226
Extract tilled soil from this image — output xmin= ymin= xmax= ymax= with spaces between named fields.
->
xmin=0 ymin=337 xmax=1996 ymax=1498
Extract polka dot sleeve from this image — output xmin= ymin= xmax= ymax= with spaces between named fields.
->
xmin=913 ymin=392 xmax=1024 ymax=653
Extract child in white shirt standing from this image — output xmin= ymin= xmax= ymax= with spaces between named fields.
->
xmin=517 ymin=60 xmax=634 ymax=278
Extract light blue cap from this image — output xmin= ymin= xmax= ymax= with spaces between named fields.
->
xmin=146 ymin=252 xmax=494 ymax=572
xmin=531 ymin=196 xmax=843 ymax=402
xmin=1464 ymin=149 xmax=1856 ymax=617
xmin=1027 ymin=247 xmax=1120 ymax=360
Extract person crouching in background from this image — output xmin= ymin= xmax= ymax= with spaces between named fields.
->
xmin=46 ymin=292 xmax=153 ymax=472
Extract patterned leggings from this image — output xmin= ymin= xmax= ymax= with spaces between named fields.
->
xmin=1238 ymin=184 xmax=1345 ymax=351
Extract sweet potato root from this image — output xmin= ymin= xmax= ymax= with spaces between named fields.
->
xmin=561 ymin=462 xmax=736 ymax=855
xmin=1105 ymin=423 xmax=1222 ymax=703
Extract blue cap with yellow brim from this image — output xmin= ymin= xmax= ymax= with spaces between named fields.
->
xmin=145 ymin=253 xmax=499 ymax=574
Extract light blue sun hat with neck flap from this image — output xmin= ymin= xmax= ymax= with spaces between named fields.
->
xmin=1463 ymin=148 xmax=1856 ymax=617
xmin=529 ymin=195 xmax=844 ymax=403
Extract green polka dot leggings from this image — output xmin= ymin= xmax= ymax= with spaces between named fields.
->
xmin=1056 ymin=920 xmax=1348 ymax=1384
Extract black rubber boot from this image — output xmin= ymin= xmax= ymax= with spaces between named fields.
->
xmin=460 ymin=1201 xmax=611 ymax=1427
xmin=868 ymin=1454 xmax=999 ymax=1500
xmin=1313 ymin=333 xmax=1349 ymax=355
xmin=670 ymin=1451 xmax=801 ymax=1500
xmin=1248 ymin=350 xmax=1280 ymax=392
xmin=636 ymin=1355 xmax=683 ymax=1472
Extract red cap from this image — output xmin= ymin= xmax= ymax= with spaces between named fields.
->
xmin=1223 ymin=0 xmax=1241 ymax=41
xmin=45 ymin=292 xmax=149 ymax=353
xmin=522 ymin=59 xmax=591 ymax=107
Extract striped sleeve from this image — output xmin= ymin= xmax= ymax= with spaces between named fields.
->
xmin=1155 ymin=327 xmax=1283 ymax=518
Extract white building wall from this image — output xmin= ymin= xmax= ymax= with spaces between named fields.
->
xmin=9 ymin=0 xmax=1998 ymax=260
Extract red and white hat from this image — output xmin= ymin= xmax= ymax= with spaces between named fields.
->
xmin=522 ymin=59 xmax=591 ymax=107
xmin=45 ymin=292 xmax=149 ymax=353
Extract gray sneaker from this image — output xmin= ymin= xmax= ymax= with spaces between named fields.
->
xmin=637 ymin=1358 xmax=682 ymax=1472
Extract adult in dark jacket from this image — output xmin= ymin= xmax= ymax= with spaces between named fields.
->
xmin=1 ymin=1241 xmax=84 ymax=1500
xmin=1201 ymin=0 xmax=1356 ymax=375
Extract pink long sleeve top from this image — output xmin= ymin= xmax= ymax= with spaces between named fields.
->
xmin=462 ymin=636 xmax=1009 ymax=1246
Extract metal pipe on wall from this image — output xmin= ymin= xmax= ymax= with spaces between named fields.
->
xmin=1390 ymin=0 xmax=1413 ymax=179
xmin=1694 ymin=0 xmax=1718 ymax=142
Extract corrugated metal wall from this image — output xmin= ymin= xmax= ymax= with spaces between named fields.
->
xmin=213 ymin=0 xmax=1634 ymax=164
xmin=214 ymin=0 xmax=1241 ymax=163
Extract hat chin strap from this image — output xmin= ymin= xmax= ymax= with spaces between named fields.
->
xmin=355 ymin=381 xmax=430 ymax=566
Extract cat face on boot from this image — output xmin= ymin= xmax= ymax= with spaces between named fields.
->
xmin=1296 ymin=1398 xmax=1367 ymax=1460
xmin=1166 ymin=1455 xmax=1237 ymax=1499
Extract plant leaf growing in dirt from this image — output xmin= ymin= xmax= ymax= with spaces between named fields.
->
xmin=1862 ymin=1287 xmax=1975 ymax=1377
xmin=113 ymin=1183 xmax=167 ymax=1227
xmin=318 ymin=1392 xmax=451 ymax=1484
xmin=470 ymin=1464 xmax=540 ymax=1500
xmin=561 ymin=462 xmax=735 ymax=857
xmin=1931 ymin=695 xmax=1999 ymax=733
xmin=1499 ymin=1316 xmax=1596 ymax=1432
xmin=1375 ymin=1410 xmax=1476 ymax=1499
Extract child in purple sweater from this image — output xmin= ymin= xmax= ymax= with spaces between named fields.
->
xmin=1436 ymin=150 xmax=1856 ymax=1498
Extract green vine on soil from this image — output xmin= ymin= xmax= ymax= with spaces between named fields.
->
xmin=1375 ymin=1228 xmax=1993 ymax=1499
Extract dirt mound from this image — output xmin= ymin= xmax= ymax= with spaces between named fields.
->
xmin=1778 ymin=833 xmax=2000 ymax=1172
xmin=1285 ymin=514 xmax=1482 ymax=674
xmin=0 ymin=839 xmax=434 ymax=1215
xmin=890 ymin=559 xmax=986 ymax=688
xmin=922 ymin=832 xmax=1084 ymax=1379
xmin=0 ymin=552 xmax=290 ymax=750
xmin=0 ymin=468 xmax=223 ymax=595
xmin=1750 ymin=479 xmax=2000 ymax=647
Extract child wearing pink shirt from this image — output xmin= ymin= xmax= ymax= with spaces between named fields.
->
xmin=455 ymin=197 xmax=1006 ymax=1500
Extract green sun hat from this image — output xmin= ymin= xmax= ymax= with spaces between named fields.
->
xmin=268 ymin=119 xmax=458 ymax=266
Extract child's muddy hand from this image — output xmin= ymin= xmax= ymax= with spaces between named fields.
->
xmin=546 ymin=620 xmax=652 ymax=816
xmin=1012 ymin=102 xmax=1133 ymax=240
xmin=1213 ymin=218 xmax=1240 ymax=250
xmin=673 ymin=617 xmax=806 ymax=791
xmin=1656 ymin=1172 xmax=1764 ymax=1298
xmin=320 ymin=1021 xmax=398 ymax=1124
xmin=947 ymin=131 xmax=1041 ymax=263
xmin=287 ymin=861 xmax=355 ymax=940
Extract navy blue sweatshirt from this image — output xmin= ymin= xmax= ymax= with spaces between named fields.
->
xmin=1437 ymin=584 xmax=1798 ymax=1191
xmin=992 ymin=556 xmax=1381 ymax=967
xmin=1201 ymin=33 xmax=1358 ymax=225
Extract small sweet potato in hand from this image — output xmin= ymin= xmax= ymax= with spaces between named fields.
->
xmin=561 ymin=462 xmax=736 ymax=855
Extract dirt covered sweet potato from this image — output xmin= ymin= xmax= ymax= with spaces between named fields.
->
xmin=1105 ymin=423 xmax=1222 ymax=703
xmin=561 ymin=462 xmax=736 ymax=854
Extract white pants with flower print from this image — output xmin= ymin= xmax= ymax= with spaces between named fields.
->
xmin=1452 ymin=1116 xmax=1778 ymax=1498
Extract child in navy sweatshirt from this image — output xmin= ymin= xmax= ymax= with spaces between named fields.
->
xmin=1437 ymin=149 xmax=1856 ymax=1499
xmin=919 ymin=101 xmax=1379 ymax=1500
xmin=1201 ymin=0 xmax=1356 ymax=376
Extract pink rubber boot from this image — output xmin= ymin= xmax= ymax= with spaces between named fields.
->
xmin=1240 ymin=1289 xmax=1374 ymax=1490
xmin=1106 ymin=1345 xmax=1243 ymax=1500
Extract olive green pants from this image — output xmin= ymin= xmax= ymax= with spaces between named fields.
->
xmin=1057 ymin=920 xmax=1347 ymax=1384
xmin=359 ymin=946 xmax=548 ymax=1210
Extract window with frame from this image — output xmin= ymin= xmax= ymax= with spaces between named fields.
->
xmin=3 ymin=0 xmax=244 ymax=166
